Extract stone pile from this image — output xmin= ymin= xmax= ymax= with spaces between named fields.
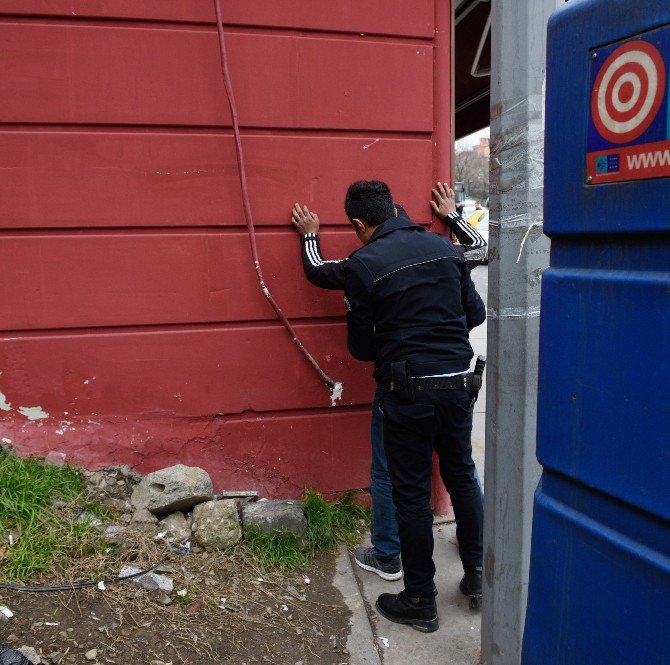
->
xmin=97 ymin=463 xmax=308 ymax=552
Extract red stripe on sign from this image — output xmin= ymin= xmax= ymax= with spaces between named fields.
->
xmin=587 ymin=139 xmax=670 ymax=183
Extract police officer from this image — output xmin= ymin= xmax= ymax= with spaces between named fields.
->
xmin=341 ymin=180 xmax=485 ymax=633
xmin=291 ymin=184 xmax=486 ymax=589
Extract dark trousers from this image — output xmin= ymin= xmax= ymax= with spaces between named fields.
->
xmin=382 ymin=388 xmax=484 ymax=598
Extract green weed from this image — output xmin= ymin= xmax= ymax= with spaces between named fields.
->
xmin=0 ymin=450 xmax=104 ymax=581
xmin=243 ymin=490 xmax=370 ymax=571
xmin=174 ymin=589 xmax=194 ymax=606
xmin=244 ymin=529 xmax=308 ymax=570
xmin=304 ymin=489 xmax=369 ymax=552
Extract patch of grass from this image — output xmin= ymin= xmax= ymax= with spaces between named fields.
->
xmin=244 ymin=490 xmax=370 ymax=571
xmin=0 ymin=449 xmax=104 ymax=581
xmin=174 ymin=589 xmax=194 ymax=606
xmin=81 ymin=499 xmax=121 ymax=523
xmin=304 ymin=489 xmax=369 ymax=552
xmin=244 ymin=529 xmax=308 ymax=570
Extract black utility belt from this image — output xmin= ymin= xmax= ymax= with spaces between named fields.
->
xmin=382 ymin=372 xmax=478 ymax=393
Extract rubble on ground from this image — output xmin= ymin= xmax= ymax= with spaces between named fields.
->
xmin=130 ymin=464 xmax=213 ymax=516
xmin=157 ymin=512 xmax=191 ymax=543
xmin=242 ymin=500 xmax=307 ymax=538
xmin=74 ymin=461 xmax=312 ymax=554
xmin=192 ymin=500 xmax=241 ymax=551
xmin=118 ymin=566 xmax=174 ymax=593
xmin=0 ymin=458 xmax=358 ymax=665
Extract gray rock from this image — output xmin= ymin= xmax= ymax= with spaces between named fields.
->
xmin=242 ymin=500 xmax=307 ymax=538
xmin=104 ymin=497 xmax=133 ymax=512
xmin=45 ymin=451 xmax=66 ymax=466
xmin=118 ymin=565 xmax=173 ymax=593
xmin=131 ymin=508 xmax=158 ymax=525
xmin=215 ymin=490 xmax=259 ymax=500
xmin=102 ymin=525 xmax=128 ymax=545
xmin=192 ymin=500 xmax=241 ymax=551
xmin=131 ymin=465 xmax=213 ymax=516
xmin=76 ymin=512 xmax=103 ymax=528
xmin=152 ymin=591 xmax=172 ymax=606
xmin=84 ymin=649 xmax=97 ymax=661
xmin=18 ymin=646 xmax=41 ymax=664
xmin=157 ymin=512 xmax=191 ymax=542
xmin=85 ymin=471 xmax=105 ymax=487
xmin=104 ymin=497 xmax=132 ymax=512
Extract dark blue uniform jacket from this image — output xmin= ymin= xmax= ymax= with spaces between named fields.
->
xmin=343 ymin=216 xmax=486 ymax=376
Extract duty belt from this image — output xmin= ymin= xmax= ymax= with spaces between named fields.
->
xmin=382 ymin=373 xmax=477 ymax=393
xmin=380 ymin=357 xmax=486 ymax=405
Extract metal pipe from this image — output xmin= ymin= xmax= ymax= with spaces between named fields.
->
xmin=470 ymin=9 xmax=492 ymax=78
xmin=456 ymin=0 xmax=489 ymax=26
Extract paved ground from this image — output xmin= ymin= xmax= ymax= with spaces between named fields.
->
xmin=335 ymin=266 xmax=488 ymax=665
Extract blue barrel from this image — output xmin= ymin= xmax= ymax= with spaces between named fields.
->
xmin=522 ymin=1 xmax=670 ymax=663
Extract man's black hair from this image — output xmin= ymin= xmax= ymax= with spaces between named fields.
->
xmin=344 ymin=180 xmax=396 ymax=227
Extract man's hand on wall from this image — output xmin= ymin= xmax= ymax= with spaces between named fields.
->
xmin=430 ymin=182 xmax=457 ymax=219
xmin=291 ymin=203 xmax=320 ymax=236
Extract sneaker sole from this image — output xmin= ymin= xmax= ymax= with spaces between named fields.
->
xmin=459 ymin=579 xmax=482 ymax=611
xmin=375 ymin=599 xmax=439 ymax=633
xmin=354 ymin=557 xmax=403 ymax=581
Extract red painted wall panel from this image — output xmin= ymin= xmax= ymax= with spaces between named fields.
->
xmin=0 ymin=2 xmax=451 ymax=497
xmin=0 ymin=232 xmax=361 ymax=330
xmin=0 ymin=1 xmax=434 ymax=38
xmin=0 ymin=22 xmax=433 ymax=131
xmin=0 ymin=131 xmax=433 ymax=229
xmin=0 ymin=325 xmax=374 ymax=417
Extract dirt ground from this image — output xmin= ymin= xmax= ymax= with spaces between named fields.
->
xmin=0 ymin=469 xmax=354 ymax=665
xmin=0 ymin=549 xmax=352 ymax=665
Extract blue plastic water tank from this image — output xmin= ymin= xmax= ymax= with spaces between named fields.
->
xmin=522 ymin=1 xmax=670 ymax=663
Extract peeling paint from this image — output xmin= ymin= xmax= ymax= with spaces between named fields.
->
xmin=55 ymin=419 xmax=73 ymax=435
xmin=18 ymin=405 xmax=49 ymax=421
xmin=0 ymin=392 xmax=11 ymax=412
xmin=330 ymin=381 xmax=343 ymax=407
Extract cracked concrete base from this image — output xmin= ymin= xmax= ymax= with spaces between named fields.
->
xmin=333 ymin=544 xmax=383 ymax=664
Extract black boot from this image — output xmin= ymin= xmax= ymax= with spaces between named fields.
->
xmin=376 ymin=590 xmax=438 ymax=633
xmin=460 ymin=565 xmax=483 ymax=610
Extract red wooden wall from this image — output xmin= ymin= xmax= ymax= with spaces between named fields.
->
xmin=0 ymin=1 xmax=452 ymax=497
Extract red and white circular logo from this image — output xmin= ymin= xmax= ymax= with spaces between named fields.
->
xmin=591 ymin=40 xmax=666 ymax=144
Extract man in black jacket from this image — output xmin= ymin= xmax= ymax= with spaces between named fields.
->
xmin=299 ymin=180 xmax=485 ymax=633
xmin=291 ymin=184 xmax=486 ymax=590
xmin=294 ymin=182 xmax=486 ymax=290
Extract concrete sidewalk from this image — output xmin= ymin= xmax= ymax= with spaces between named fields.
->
xmin=334 ymin=266 xmax=488 ymax=664
xmin=334 ymin=526 xmax=482 ymax=665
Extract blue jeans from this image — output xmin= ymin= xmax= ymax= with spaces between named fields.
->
xmin=370 ymin=385 xmax=401 ymax=560
xmin=369 ymin=385 xmax=484 ymax=561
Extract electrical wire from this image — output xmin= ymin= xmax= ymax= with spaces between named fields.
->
xmin=0 ymin=558 xmax=167 ymax=593
xmin=212 ymin=0 xmax=339 ymax=393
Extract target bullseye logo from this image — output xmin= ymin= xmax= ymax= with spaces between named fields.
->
xmin=591 ymin=40 xmax=666 ymax=144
